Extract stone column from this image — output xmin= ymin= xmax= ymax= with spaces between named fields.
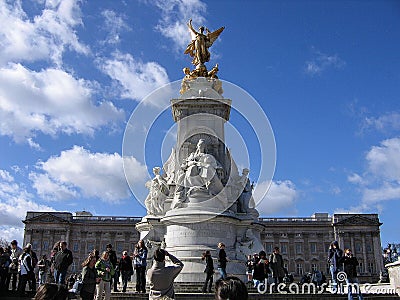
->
xmin=350 ymin=233 xmax=355 ymax=253
xmin=362 ymin=234 xmax=367 ymax=274
xmin=372 ymin=231 xmax=384 ymax=274
xmin=66 ymin=228 xmax=71 ymax=246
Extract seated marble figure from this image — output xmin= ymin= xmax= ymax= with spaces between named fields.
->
xmin=173 ymin=139 xmax=224 ymax=208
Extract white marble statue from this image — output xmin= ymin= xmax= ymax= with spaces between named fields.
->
xmin=172 ymin=139 xmax=224 ymax=208
xmin=237 ymin=168 xmax=255 ymax=213
xmin=235 ymin=229 xmax=264 ymax=259
xmin=144 ymin=167 xmax=169 ymax=215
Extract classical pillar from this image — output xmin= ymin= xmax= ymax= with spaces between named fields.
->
xmin=338 ymin=231 xmax=344 ymax=249
xmin=372 ymin=231 xmax=383 ymax=274
xmin=362 ymin=234 xmax=367 ymax=274
xmin=350 ymin=233 xmax=355 ymax=253
xmin=66 ymin=228 xmax=71 ymax=246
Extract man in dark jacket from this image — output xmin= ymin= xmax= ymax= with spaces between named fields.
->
xmin=54 ymin=241 xmax=73 ymax=284
xmin=217 ymin=242 xmax=227 ymax=280
xmin=342 ymin=249 xmax=363 ymax=300
xmin=118 ymin=251 xmax=133 ymax=293
xmin=106 ymin=243 xmax=119 ymax=292
xmin=269 ymin=247 xmax=285 ymax=292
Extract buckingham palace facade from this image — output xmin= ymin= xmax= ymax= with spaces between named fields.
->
xmin=22 ymin=211 xmax=384 ymax=282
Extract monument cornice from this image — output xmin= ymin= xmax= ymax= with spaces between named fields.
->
xmin=171 ymin=98 xmax=232 ymax=122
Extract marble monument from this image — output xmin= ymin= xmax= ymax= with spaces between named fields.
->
xmin=136 ymin=20 xmax=263 ymax=282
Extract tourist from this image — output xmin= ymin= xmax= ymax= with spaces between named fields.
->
xmin=106 ymin=243 xmax=119 ymax=292
xmin=18 ymin=245 xmax=34 ymax=296
xmin=147 ymin=249 xmax=184 ymax=299
xmin=54 ymin=241 xmax=73 ymax=285
xmin=217 ymin=242 xmax=228 ymax=280
xmin=328 ymin=241 xmax=343 ymax=286
xmin=342 ymin=248 xmax=364 ymax=300
xmin=34 ymin=283 xmax=69 ymax=300
xmin=37 ymin=254 xmax=50 ymax=286
xmin=80 ymin=254 xmax=99 ymax=300
xmin=215 ymin=276 xmax=248 ymax=300
xmin=0 ymin=247 xmax=11 ymax=292
xmin=245 ymin=254 xmax=254 ymax=284
xmin=25 ymin=243 xmax=38 ymax=292
xmin=201 ymin=250 xmax=214 ymax=293
xmin=253 ymin=250 xmax=270 ymax=288
xmin=48 ymin=246 xmax=59 ymax=283
xmin=133 ymin=240 xmax=148 ymax=293
xmin=118 ymin=250 xmax=133 ymax=293
xmin=95 ymin=251 xmax=115 ymax=300
xmin=269 ymin=247 xmax=285 ymax=292
xmin=7 ymin=239 xmax=22 ymax=291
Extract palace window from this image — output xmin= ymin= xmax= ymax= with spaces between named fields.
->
xmin=296 ymin=263 xmax=304 ymax=275
xmin=32 ymin=241 xmax=38 ymax=250
xmin=265 ymin=243 xmax=273 ymax=254
xmin=310 ymin=243 xmax=317 ymax=253
xmin=295 ymin=233 xmax=302 ymax=238
xmin=295 ymin=243 xmax=303 ymax=254
xmin=116 ymin=242 xmax=123 ymax=253
xmin=280 ymin=243 xmax=288 ymax=254
xmin=311 ymin=263 xmax=318 ymax=272
xmin=355 ymin=243 xmax=362 ymax=253
xmin=357 ymin=261 xmax=363 ymax=274
xmin=366 ymin=244 xmax=372 ymax=253
xmin=43 ymin=241 xmax=49 ymax=251
xmin=73 ymin=243 xmax=79 ymax=252
xmin=367 ymin=262 xmax=374 ymax=274
xmin=87 ymin=243 xmax=94 ymax=252
xmin=280 ymin=233 xmax=287 ymax=238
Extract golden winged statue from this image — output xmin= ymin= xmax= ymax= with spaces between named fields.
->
xmin=184 ymin=19 xmax=225 ymax=68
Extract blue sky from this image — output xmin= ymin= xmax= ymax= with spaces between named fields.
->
xmin=0 ymin=0 xmax=399 ymax=247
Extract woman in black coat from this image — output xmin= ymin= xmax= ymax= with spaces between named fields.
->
xmin=201 ymin=250 xmax=214 ymax=293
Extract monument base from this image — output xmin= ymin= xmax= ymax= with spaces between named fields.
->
xmin=136 ymin=209 xmax=263 ymax=283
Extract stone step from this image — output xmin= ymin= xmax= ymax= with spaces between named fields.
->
xmin=118 ymin=281 xmax=399 ymax=298
xmin=108 ymin=293 xmax=400 ymax=300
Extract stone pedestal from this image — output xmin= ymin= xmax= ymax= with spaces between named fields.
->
xmin=386 ymin=261 xmax=400 ymax=295
xmin=161 ymin=210 xmax=260 ymax=282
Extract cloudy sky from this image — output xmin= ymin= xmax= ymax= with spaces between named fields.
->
xmin=0 ymin=0 xmax=399 ymax=247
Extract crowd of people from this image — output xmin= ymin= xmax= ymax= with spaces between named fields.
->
xmin=0 ymin=238 xmax=364 ymax=300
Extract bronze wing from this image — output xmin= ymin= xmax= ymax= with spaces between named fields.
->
xmin=206 ymin=26 xmax=225 ymax=47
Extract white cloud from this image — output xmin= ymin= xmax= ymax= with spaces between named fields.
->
xmin=0 ymin=0 xmax=89 ymax=67
xmin=0 ymin=63 xmax=124 ymax=144
xmin=363 ymin=112 xmax=400 ymax=133
xmin=348 ymin=137 xmax=400 ymax=209
xmin=29 ymin=146 xmax=147 ymax=203
xmin=153 ymin=0 xmax=207 ymax=51
xmin=347 ymin=173 xmax=364 ymax=184
xmin=98 ymin=52 xmax=170 ymax=105
xmin=366 ymin=138 xmax=400 ymax=182
xmin=255 ymin=180 xmax=297 ymax=216
xmin=305 ymin=48 xmax=345 ymax=76
xmin=100 ymin=9 xmax=131 ymax=45
xmin=0 ymin=169 xmax=56 ymax=245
